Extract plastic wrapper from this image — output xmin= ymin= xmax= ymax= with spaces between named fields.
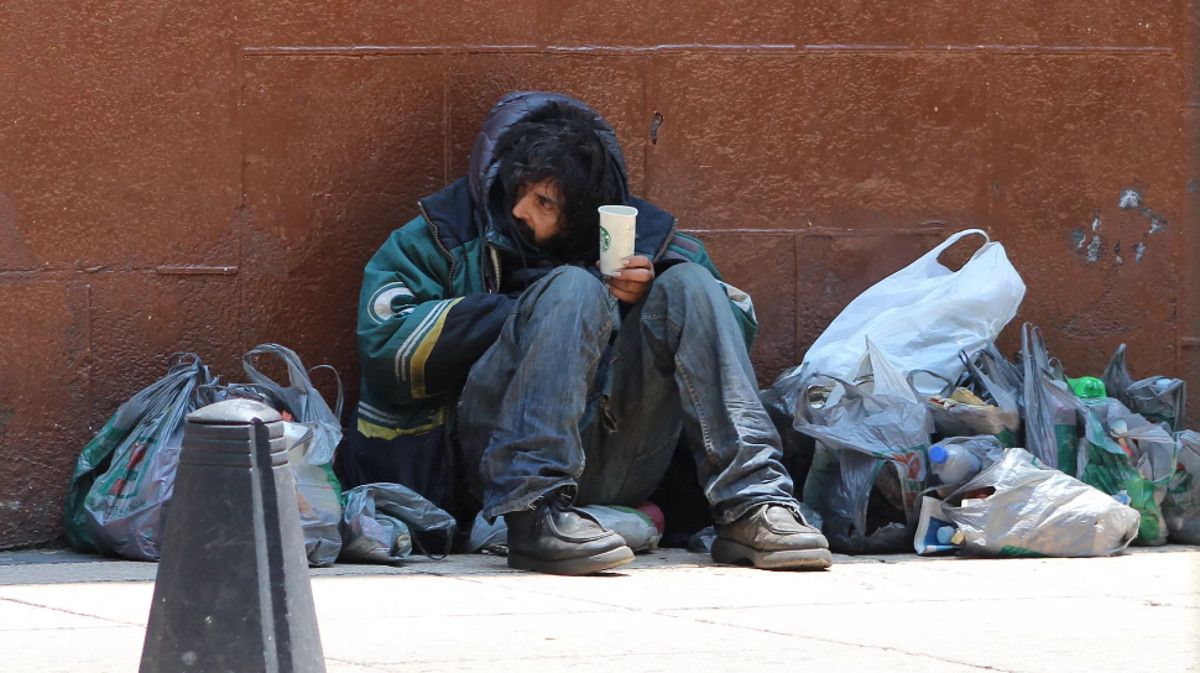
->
xmin=339 ymin=482 xmax=456 ymax=564
xmin=942 ymin=448 xmax=1140 ymax=557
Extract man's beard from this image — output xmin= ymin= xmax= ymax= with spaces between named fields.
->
xmin=515 ymin=218 xmax=562 ymax=250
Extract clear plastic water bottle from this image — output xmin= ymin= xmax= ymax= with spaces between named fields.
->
xmin=929 ymin=444 xmax=984 ymax=496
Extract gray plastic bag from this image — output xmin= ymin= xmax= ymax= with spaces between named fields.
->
xmin=242 ymin=344 xmax=344 ymax=566
xmin=942 ymin=447 xmax=1140 ymax=557
xmin=281 ymin=421 xmax=343 ymax=566
xmin=339 ymin=483 xmax=456 ymax=564
xmin=1021 ymin=324 xmax=1080 ymax=474
xmin=73 ymin=354 xmax=216 ymax=560
xmin=1102 ymin=343 xmax=1188 ymax=432
xmin=794 ymin=342 xmax=932 ymax=554
xmin=1164 ymin=431 xmax=1200 ymax=544
xmin=762 ymin=363 xmax=822 ymax=489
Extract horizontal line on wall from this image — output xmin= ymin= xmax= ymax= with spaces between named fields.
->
xmin=242 ymin=45 xmax=529 ymax=56
xmin=804 ymin=43 xmax=1174 ymax=55
xmin=686 ymin=226 xmax=948 ymax=237
xmin=0 ymin=266 xmax=237 ymax=279
xmin=154 ymin=265 xmax=239 ymax=276
xmin=241 ymin=43 xmax=1175 ymax=57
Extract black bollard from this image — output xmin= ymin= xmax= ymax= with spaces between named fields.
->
xmin=139 ymin=399 xmax=326 ymax=673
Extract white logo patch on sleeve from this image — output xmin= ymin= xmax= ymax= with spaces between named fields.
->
xmin=368 ymin=282 xmax=416 ymax=323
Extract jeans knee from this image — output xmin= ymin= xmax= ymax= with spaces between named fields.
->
xmin=650 ymin=262 xmax=722 ymax=307
xmin=526 ymin=265 xmax=609 ymax=320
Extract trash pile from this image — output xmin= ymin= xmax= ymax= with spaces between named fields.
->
xmin=765 ymin=228 xmax=1197 ymax=558
xmin=63 ymin=343 xmax=457 ymax=567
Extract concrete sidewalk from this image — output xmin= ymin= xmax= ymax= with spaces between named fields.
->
xmin=1 ymin=546 xmax=1197 ymax=673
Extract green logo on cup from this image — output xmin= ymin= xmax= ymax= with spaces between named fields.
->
xmin=600 ymin=227 xmax=610 ymax=252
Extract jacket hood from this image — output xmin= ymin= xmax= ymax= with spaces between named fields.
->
xmin=467 ymin=91 xmax=631 ymax=215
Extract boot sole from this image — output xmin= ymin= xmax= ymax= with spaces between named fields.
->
xmin=508 ymin=545 xmax=636 ymax=576
xmin=711 ymin=539 xmax=832 ymax=571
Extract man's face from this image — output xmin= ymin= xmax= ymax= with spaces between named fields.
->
xmin=511 ymin=179 xmax=565 ymax=247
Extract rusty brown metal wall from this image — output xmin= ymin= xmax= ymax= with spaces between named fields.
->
xmin=1 ymin=2 xmax=1196 ymax=548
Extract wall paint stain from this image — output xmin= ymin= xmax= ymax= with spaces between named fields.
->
xmin=1118 ymin=188 xmax=1142 ymax=209
xmin=1086 ymin=231 xmax=1103 ymax=262
xmin=1072 ymin=229 xmax=1087 ymax=250
xmin=1118 ymin=187 xmax=1167 ymax=234
xmin=1134 ymin=241 xmax=1147 ymax=262
xmin=1114 ymin=240 xmax=1124 ymax=264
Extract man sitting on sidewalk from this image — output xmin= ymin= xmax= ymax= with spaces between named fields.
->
xmin=342 ymin=91 xmax=831 ymax=575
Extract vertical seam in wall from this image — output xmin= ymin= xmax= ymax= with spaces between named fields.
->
xmin=643 ymin=53 xmax=657 ymax=198
xmin=639 ymin=52 xmax=651 ymax=198
xmin=443 ymin=48 xmax=451 ymax=186
xmin=792 ymin=231 xmax=803 ymax=364
xmin=982 ymin=52 xmax=996 ymax=250
xmin=83 ymin=282 xmax=95 ymax=432
xmin=1181 ymin=0 xmax=1200 ymax=378
xmin=234 ymin=0 xmax=248 ymax=350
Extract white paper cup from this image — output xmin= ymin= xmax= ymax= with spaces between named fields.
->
xmin=598 ymin=205 xmax=637 ymax=277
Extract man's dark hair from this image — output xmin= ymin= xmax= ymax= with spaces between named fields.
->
xmin=493 ymin=102 xmax=624 ymax=262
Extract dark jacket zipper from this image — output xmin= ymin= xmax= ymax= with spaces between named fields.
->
xmin=417 ymin=200 xmax=458 ymax=281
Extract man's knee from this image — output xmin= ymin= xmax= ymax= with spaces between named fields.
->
xmin=523 ymin=265 xmax=609 ymax=321
xmin=650 ymin=262 xmax=723 ymax=307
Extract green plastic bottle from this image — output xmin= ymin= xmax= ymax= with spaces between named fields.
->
xmin=1067 ymin=376 xmax=1107 ymax=399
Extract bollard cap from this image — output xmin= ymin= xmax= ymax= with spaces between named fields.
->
xmin=188 ymin=399 xmax=282 ymax=425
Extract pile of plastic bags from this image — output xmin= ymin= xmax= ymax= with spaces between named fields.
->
xmin=63 ymin=343 xmax=458 ymax=567
xmin=765 ymin=228 xmax=1197 ymax=558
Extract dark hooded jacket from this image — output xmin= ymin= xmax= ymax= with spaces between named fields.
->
xmin=343 ymin=92 xmax=758 ymax=510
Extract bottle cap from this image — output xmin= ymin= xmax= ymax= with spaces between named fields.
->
xmin=929 ymin=445 xmax=948 ymax=464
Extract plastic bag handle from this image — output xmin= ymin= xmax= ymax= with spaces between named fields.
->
xmin=918 ymin=228 xmax=991 ymax=271
xmin=907 ymin=369 xmax=955 ymax=397
xmin=307 ymin=364 xmax=344 ymax=422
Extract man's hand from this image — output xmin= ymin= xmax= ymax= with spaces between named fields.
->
xmin=604 ymin=255 xmax=655 ymax=304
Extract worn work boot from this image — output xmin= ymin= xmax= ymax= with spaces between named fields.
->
xmin=504 ymin=490 xmax=635 ymax=575
xmin=712 ymin=504 xmax=832 ymax=571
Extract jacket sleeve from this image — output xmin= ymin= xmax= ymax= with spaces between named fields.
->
xmin=358 ymin=220 xmax=513 ymax=405
xmin=665 ymin=233 xmax=758 ymax=350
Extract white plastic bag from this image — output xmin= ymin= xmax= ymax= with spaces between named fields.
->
xmin=803 ymin=229 xmax=1025 ymax=392
xmin=942 ymin=448 xmax=1140 ymax=557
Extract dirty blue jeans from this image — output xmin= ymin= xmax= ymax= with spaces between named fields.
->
xmin=457 ymin=263 xmax=798 ymax=525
